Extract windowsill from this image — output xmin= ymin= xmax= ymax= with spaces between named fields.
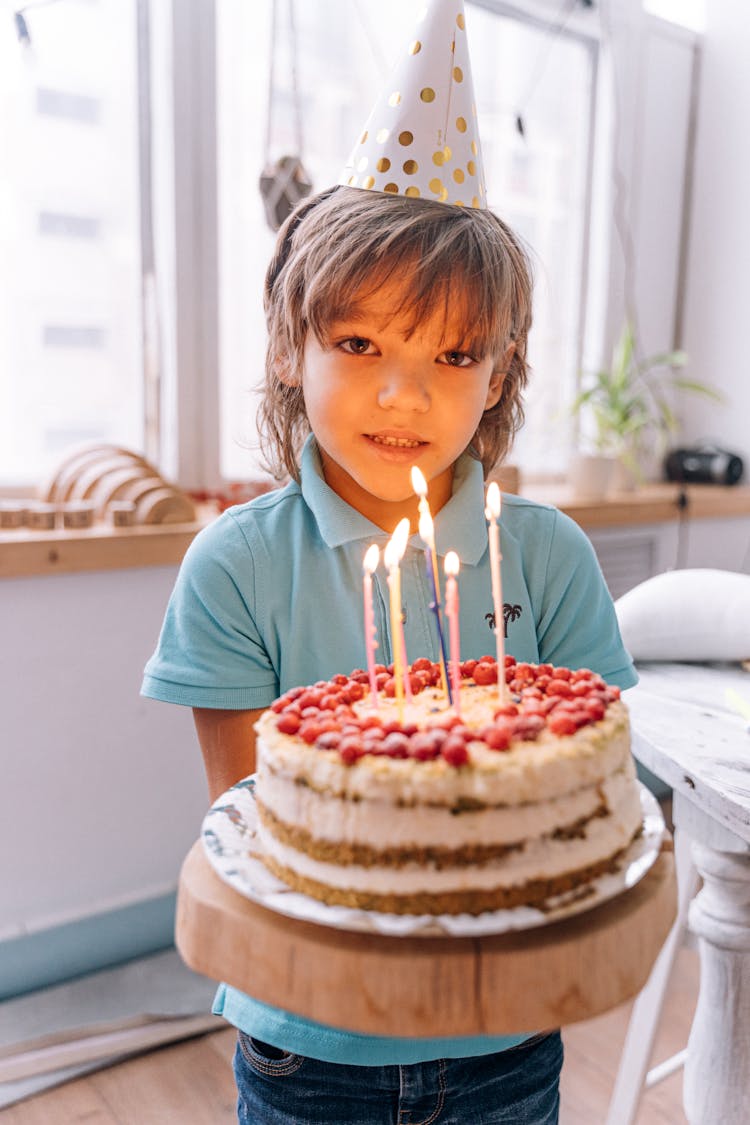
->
xmin=0 ymin=513 xmax=213 ymax=579
xmin=521 ymin=481 xmax=750 ymax=529
xmin=2 ymin=484 xmax=749 ymax=579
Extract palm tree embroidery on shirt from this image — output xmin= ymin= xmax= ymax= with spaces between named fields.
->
xmin=485 ymin=604 xmax=523 ymax=638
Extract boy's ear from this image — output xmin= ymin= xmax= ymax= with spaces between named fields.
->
xmin=484 ymin=343 xmax=516 ymax=410
xmin=274 ymin=352 xmax=300 ymax=387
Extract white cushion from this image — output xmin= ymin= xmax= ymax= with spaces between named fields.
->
xmin=615 ymin=568 xmax=750 ymax=662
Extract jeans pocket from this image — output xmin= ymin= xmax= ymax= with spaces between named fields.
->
xmin=237 ymin=1031 xmax=304 ymax=1077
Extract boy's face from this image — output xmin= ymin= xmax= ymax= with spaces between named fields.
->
xmin=297 ymin=276 xmax=506 ymax=531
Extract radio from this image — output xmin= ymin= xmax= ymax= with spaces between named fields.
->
xmin=664 ymin=444 xmax=744 ymax=486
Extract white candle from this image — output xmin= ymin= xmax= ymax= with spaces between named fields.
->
xmin=362 ymin=544 xmax=380 ymax=709
xmin=485 ymin=481 xmax=507 ymax=702
xmin=444 ymin=551 xmax=461 ymax=714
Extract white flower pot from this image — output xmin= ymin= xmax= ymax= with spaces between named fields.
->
xmin=567 ymin=453 xmax=616 ymax=499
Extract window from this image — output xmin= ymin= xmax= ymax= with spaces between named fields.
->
xmin=0 ymin=0 xmax=144 ymax=490
xmin=215 ymin=0 xmax=595 ymax=479
xmin=0 ymin=0 xmax=699 ymax=495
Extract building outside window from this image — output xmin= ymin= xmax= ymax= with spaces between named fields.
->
xmin=0 ymin=0 xmax=143 ymax=490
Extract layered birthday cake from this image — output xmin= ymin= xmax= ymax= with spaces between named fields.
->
xmin=254 ymin=656 xmax=642 ymax=915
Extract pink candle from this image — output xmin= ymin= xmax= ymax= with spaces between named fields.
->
xmin=362 ymin=544 xmax=380 ymax=709
xmin=444 ymin=551 xmax=461 ymax=713
xmin=384 ymin=518 xmax=411 ymax=720
xmin=484 ymin=482 xmax=507 ymax=702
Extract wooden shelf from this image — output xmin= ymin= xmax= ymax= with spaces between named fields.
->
xmin=3 ymin=482 xmax=749 ymax=579
xmin=0 ymin=518 xmax=208 ymax=579
xmin=521 ymin=481 xmax=750 ymax=530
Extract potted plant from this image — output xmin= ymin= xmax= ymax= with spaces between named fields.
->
xmin=570 ymin=322 xmax=721 ymax=493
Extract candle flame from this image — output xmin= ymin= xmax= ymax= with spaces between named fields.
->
xmin=485 ymin=480 xmax=501 ymax=521
xmin=410 ymin=466 xmax=428 ymax=498
xmin=444 ymin=550 xmax=460 ymax=577
xmin=418 ymin=507 xmax=434 ymax=545
xmin=363 ymin=543 xmax=380 ymax=574
xmin=384 ymin=517 xmax=410 ymax=568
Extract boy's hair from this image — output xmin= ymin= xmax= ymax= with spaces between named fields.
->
xmin=259 ymin=186 xmax=533 ymax=481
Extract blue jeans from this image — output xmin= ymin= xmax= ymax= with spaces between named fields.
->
xmin=233 ymin=1031 xmax=563 ymax=1124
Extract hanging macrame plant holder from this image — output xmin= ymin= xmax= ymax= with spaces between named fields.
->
xmin=259 ymin=0 xmax=313 ymax=231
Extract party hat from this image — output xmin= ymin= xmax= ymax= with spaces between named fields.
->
xmin=339 ymin=0 xmax=487 ymax=209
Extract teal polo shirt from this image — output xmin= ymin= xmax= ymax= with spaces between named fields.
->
xmin=142 ymin=435 xmax=636 ymax=1064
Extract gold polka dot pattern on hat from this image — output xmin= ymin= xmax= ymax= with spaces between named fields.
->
xmin=467 ymin=159 xmax=476 ymax=175
xmin=456 ymin=116 xmax=467 ymax=132
xmin=409 ymin=40 xmax=422 ymax=55
xmin=456 ymin=12 xmax=465 ymax=29
xmin=376 ymin=157 xmax=391 ymax=172
xmin=453 ymin=66 xmax=463 ymax=82
xmin=360 ymin=131 xmax=368 ymax=144
xmin=403 ymin=159 xmax=419 ymax=175
xmin=399 ymin=130 xmax=414 ymax=146
xmin=362 ymin=176 xmax=375 ymax=189
xmin=420 ymin=87 xmax=435 ymax=102
xmin=405 ymin=185 xmax=421 ymax=197
xmin=384 ymin=182 xmax=398 ymax=193
xmin=428 ymin=177 xmax=444 ymax=194
xmin=453 ymin=168 xmax=464 ymax=183
xmin=388 ymin=92 xmax=402 ymax=107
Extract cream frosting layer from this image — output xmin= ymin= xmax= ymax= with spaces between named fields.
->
xmin=255 ymin=699 xmax=631 ymax=808
xmin=256 ymin=759 xmax=637 ymax=850
xmin=254 ymin=779 xmax=643 ymax=895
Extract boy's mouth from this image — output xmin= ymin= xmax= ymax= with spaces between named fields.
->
xmin=366 ymin=433 xmax=426 ymax=449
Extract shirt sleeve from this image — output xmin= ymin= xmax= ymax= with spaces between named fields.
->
xmin=141 ymin=513 xmax=279 ymax=709
xmin=535 ymin=510 xmax=638 ymax=690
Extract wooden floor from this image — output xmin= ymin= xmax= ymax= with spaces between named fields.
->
xmin=1 ymin=947 xmax=697 ymax=1124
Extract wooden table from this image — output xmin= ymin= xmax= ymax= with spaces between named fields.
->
xmin=176 ymin=838 xmax=675 ymax=1039
xmin=621 ymin=662 xmax=750 ymax=1125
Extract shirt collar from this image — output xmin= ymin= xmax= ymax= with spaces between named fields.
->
xmin=300 ymin=436 xmax=489 ymax=565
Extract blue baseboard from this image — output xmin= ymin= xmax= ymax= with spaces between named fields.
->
xmin=0 ymin=892 xmax=177 ymax=1002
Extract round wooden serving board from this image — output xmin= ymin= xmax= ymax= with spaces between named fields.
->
xmin=176 ymin=839 xmax=676 ymax=1036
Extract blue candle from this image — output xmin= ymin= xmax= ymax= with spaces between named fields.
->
xmin=423 ymin=539 xmax=453 ymax=706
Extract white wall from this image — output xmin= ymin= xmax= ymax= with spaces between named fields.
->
xmin=680 ymin=2 xmax=749 ymax=469
xmin=0 ymin=567 xmax=206 ymax=939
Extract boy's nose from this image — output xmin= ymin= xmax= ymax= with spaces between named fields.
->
xmin=376 ymin=368 xmax=431 ymax=413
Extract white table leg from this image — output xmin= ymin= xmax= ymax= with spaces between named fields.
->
xmin=683 ymin=839 xmax=750 ymax=1125
xmin=605 ymin=826 xmax=698 ymax=1125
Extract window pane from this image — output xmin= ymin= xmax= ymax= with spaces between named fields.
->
xmin=0 ymin=0 xmax=143 ymax=487
xmin=216 ymin=0 xmax=593 ymax=479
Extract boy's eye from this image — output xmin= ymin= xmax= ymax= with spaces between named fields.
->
xmin=339 ymin=337 xmax=376 ymax=355
xmin=439 ymin=350 xmax=475 ymax=368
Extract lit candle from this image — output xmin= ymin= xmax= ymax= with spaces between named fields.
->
xmin=362 ymin=544 xmax=380 ymax=709
xmin=384 ymin=518 xmax=411 ymax=719
xmin=485 ymin=481 xmax=507 ymax=702
xmin=418 ymin=508 xmax=453 ymax=706
xmin=411 ymin=466 xmax=450 ymax=700
xmin=444 ymin=551 xmax=461 ymax=714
